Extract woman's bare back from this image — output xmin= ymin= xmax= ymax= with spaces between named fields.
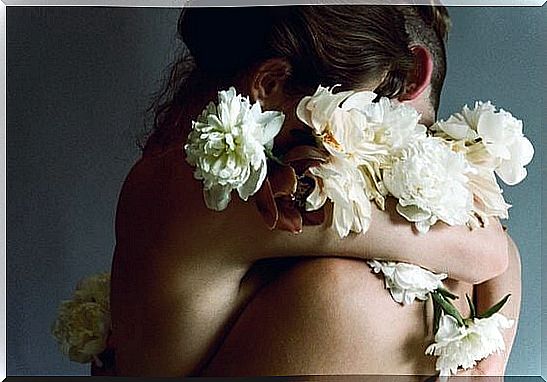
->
xmin=203 ymin=258 xmax=474 ymax=377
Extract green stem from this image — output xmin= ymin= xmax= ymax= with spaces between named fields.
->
xmin=437 ymin=286 xmax=459 ymax=300
xmin=431 ymin=291 xmax=465 ymax=327
xmin=466 ymin=293 xmax=476 ymax=319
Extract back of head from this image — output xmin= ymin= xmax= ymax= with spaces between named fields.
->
xmin=143 ymin=5 xmax=450 ymax=155
xmin=399 ymin=5 xmax=451 ymax=111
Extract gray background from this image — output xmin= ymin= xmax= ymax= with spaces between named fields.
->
xmin=6 ymin=6 xmax=546 ymax=376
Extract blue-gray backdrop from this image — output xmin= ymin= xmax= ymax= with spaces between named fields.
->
xmin=6 ymin=6 xmax=546 ymax=377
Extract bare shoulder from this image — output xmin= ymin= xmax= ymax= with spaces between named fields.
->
xmin=111 ymin=147 xmax=251 ymax=375
xmin=114 ymin=147 xmax=229 ymax=260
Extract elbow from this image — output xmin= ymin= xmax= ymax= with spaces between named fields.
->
xmin=475 ymin=245 xmax=509 ymax=285
xmin=466 ymin=222 xmax=510 ymax=285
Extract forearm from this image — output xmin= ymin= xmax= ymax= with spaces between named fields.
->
xmin=254 ymin=198 xmax=508 ymax=284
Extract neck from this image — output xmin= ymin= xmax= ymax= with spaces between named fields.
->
xmin=401 ymin=85 xmax=436 ymax=127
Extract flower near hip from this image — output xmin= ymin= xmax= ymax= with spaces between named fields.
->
xmin=426 ymin=313 xmax=514 ymax=377
xmin=184 ymin=87 xmax=285 ymax=211
xmin=383 ymin=137 xmax=475 ymax=233
xmin=368 ymin=260 xmax=447 ymax=305
xmin=51 ymin=273 xmax=111 ymax=364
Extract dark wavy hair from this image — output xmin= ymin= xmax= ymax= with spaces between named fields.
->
xmin=140 ymin=5 xmax=450 ymax=155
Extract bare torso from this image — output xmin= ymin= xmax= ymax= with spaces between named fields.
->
xmin=110 ymin=145 xmax=475 ymax=377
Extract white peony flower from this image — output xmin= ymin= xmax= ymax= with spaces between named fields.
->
xmin=476 ymin=108 xmax=534 ymax=185
xmin=306 ymin=155 xmax=372 ymax=238
xmin=433 ymin=101 xmax=534 ymax=185
xmin=297 ymin=86 xmax=394 ymax=218
xmin=467 ymin=167 xmax=511 ymax=228
xmin=431 ymin=101 xmax=494 ymax=141
xmin=383 ymin=137 xmax=475 ymax=233
xmin=52 ymin=273 xmax=112 ymax=364
xmin=297 ymin=85 xmax=388 ymax=162
xmin=368 ymin=260 xmax=446 ymax=305
xmin=347 ymin=96 xmax=427 ymax=150
xmin=185 ymin=87 xmax=285 ymax=211
xmin=426 ymin=313 xmax=514 ymax=377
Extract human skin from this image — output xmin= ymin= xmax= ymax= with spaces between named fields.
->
xmin=448 ymin=235 xmax=521 ymax=379
xmin=110 ymin=145 xmax=511 ymax=377
xmin=110 ymin=56 xmax=515 ymax=377
xmin=201 ymin=230 xmax=521 ymax=378
xmin=198 ymin=60 xmax=521 ymax=378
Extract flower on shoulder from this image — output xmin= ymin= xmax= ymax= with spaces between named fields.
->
xmin=297 ymin=86 xmax=394 ymax=235
xmin=296 ymin=85 xmax=388 ymax=162
xmin=367 ymin=260 xmax=447 ymax=305
xmin=383 ymin=137 xmax=475 ymax=233
xmin=432 ymin=101 xmax=534 ymax=186
xmin=52 ymin=273 xmax=111 ymax=364
xmin=474 ymin=107 xmax=534 ymax=185
xmin=184 ymin=87 xmax=285 ymax=211
xmin=306 ymin=155 xmax=372 ymax=238
xmin=348 ymin=96 xmax=427 ymax=151
xmin=466 ymin=167 xmax=511 ymax=228
xmin=426 ymin=313 xmax=514 ymax=377
xmin=431 ymin=101 xmax=494 ymax=141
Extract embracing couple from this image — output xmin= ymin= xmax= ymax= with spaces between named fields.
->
xmin=108 ymin=5 xmax=521 ymax=379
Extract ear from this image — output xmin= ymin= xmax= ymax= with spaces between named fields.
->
xmin=398 ymin=45 xmax=433 ymax=102
xmin=249 ymin=58 xmax=292 ymax=109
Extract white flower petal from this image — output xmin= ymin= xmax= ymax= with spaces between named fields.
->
xmin=237 ymin=158 xmax=267 ymax=201
xmin=204 ymin=184 xmax=232 ymax=211
xmin=396 ymin=203 xmax=431 ymax=223
xmin=306 ymin=180 xmax=328 ymax=211
xmin=185 ymin=87 xmax=283 ymax=210
xmin=309 ymin=157 xmax=372 ymax=237
xmin=495 ymin=136 xmax=534 ymax=185
xmin=427 ymin=313 xmax=514 ymax=376
xmin=340 ymin=91 xmax=377 ymax=111
xmin=260 ymin=112 xmax=285 ymax=149
xmin=368 ymin=261 xmax=446 ymax=305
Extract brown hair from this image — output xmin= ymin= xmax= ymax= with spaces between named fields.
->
xmin=401 ymin=5 xmax=451 ymax=110
xmin=142 ymin=5 xmax=450 ymax=155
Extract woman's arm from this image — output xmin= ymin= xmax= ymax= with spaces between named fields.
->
xmin=152 ymin=148 xmax=508 ymax=285
xmin=245 ymin=197 xmax=509 ymax=284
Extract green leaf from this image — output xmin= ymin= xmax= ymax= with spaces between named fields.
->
xmin=433 ymin=296 xmax=442 ymax=334
xmin=431 ymin=291 xmax=465 ymax=327
xmin=466 ymin=294 xmax=476 ymax=319
xmin=437 ymin=287 xmax=459 ymax=300
xmin=478 ymin=294 xmax=511 ymax=319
